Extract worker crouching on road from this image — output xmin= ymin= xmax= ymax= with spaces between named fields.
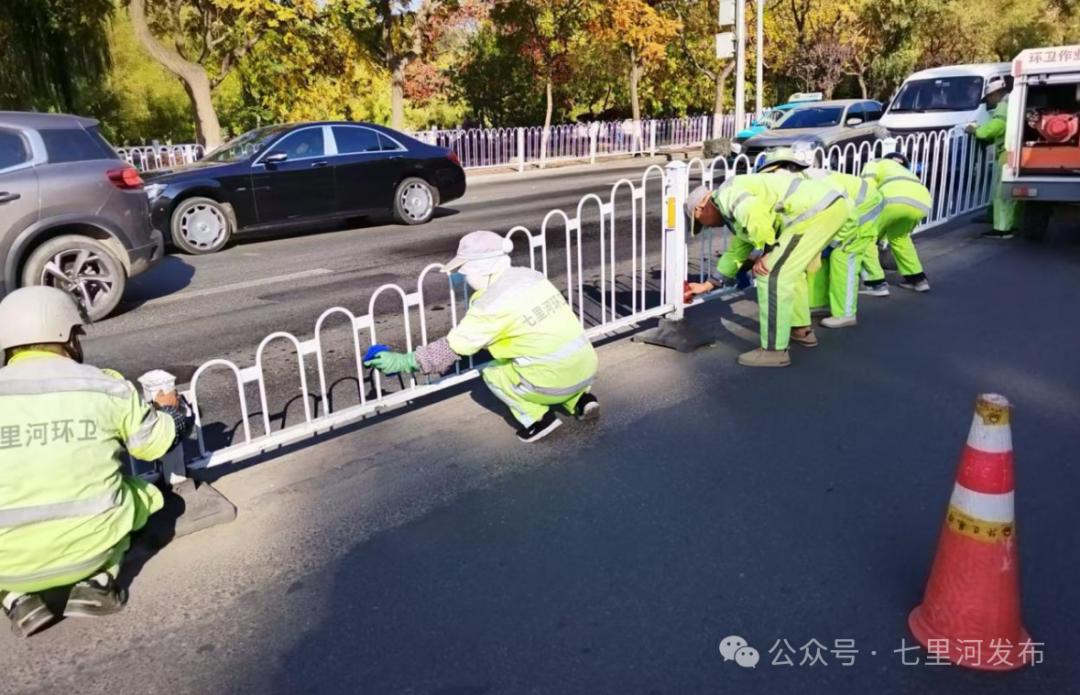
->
xmin=365 ymin=231 xmax=599 ymax=443
xmin=967 ymin=75 xmax=1019 ymax=239
xmin=0 ymin=287 xmax=188 ymax=638
xmin=858 ymin=151 xmax=933 ymax=296
xmin=684 ymin=171 xmax=851 ymax=367
xmin=756 ymin=148 xmax=885 ymax=329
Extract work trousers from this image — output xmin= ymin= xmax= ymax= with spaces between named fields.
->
xmin=482 ymin=360 xmax=590 ymax=427
xmin=756 ymin=201 xmax=849 ymax=350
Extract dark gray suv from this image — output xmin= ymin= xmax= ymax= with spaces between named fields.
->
xmin=0 ymin=112 xmax=163 ymax=320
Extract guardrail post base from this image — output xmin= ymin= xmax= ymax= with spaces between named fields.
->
xmin=635 ymin=160 xmax=713 ymax=353
xmin=635 ymin=317 xmax=712 ymax=353
xmin=169 ymin=479 xmax=237 ymax=539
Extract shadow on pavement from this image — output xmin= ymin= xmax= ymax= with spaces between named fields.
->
xmin=117 ymin=255 xmax=197 ymax=313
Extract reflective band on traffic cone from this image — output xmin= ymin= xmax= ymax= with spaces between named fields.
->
xmin=908 ymin=394 xmax=1033 ymax=671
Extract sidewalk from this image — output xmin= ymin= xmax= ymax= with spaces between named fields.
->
xmin=4 ymin=222 xmax=1079 ymax=694
xmin=465 ymin=150 xmax=698 ymax=185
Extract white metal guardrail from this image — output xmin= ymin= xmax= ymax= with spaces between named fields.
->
xmin=181 ymin=129 xmax=992 ymax=471
xmin=115 ymin=144 xmax=205 ymax=171
xmin=183 ymin=165 xmax=674 ymax=469
xmin=118 ymin=115 xmax=750 ymax=172
xmin=410 ymin=116 xmax=740 ymax=171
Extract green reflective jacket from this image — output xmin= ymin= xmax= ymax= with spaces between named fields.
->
xmin=0 ymin=351 xmax=173 ymax=590
xmin=448 ymin=267 xmax=597 ymax=394
xmin=975 ymin=98 xmax=1009 ymax=162
xmin=712 ymin=172 xmax=847 ymax=248
xmin=803 ymin=169 xmax=885 ymax=243
xmin=861 ymin=158 xmax=932 ymax=217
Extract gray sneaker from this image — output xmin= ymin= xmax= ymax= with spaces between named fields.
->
xmin=859 ymin=283 xmax=890 ymax=297
xmin=821 ymin=315 xmax=857 ymax=328
xmin=2 ymin=591 xmax=55 ymax=638
xmin=899 ymin=278 xmax=931 ymax=293
xmin=64 ymin=574 xmax=127 ymax=618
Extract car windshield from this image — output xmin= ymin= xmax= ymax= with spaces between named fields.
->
xmin=202 ymin=126 xmax=289 ymax=163
xmin=776 ymin=107 xmax=845 ymax=129
xmin=889 ymin=76 xmax=984 ymax=113
xmin=751 ymin=109 xmax=784 ymax=128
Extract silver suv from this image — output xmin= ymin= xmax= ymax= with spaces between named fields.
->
xmin=0 ymin=112 xmax=163 ymax=320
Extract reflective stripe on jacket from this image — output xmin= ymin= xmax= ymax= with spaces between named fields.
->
xmin=861 ymin=159 xmax=932 ymax=218
xmin=447 ymin=267 xmax=598 ymax=394
xmin=803 ymin=169 xmax=885 ymax=244
xmin=0 ymin=351 xmax=173 ymax=589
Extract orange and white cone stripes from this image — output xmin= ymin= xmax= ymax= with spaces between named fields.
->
xmin=908 ymin=394 xmax=1033 ymax=671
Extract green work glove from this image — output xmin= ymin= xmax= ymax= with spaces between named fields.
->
xmin=363 ymin=351 xmax=418 ymax=375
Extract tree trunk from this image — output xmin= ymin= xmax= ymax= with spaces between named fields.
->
xmin=629 ymin=52 xmax=642 ymax=152
xmin=129 ymin=0 xmax=222 ymax=149
xmin=390 ymin=59 xmax=407 ymax=130
xmin=857 ymin=74 xmax=868 ymax=99
xmin=540 ymin=77 xmax=553 ymax=167
xmin=713 ymin=63 xmax=735 ymax=139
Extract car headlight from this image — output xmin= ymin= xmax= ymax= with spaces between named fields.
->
xmin=144 ymin=183 xmax=166 ymax=200
xmin=730 ymin=141 xmax=743 ymax=154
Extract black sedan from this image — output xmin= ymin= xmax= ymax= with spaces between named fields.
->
xmin=143 ymin=121 xmax=467 ymax=254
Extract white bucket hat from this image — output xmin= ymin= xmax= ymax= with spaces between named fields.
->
xmin=984 ymin=76 xmax=1010 ymax=99
xmin=444 ymin=231 xmax=514 ymax=275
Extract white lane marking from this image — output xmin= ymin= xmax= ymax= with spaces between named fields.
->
xmin=139 ymin=268 xmax=335 ymax=306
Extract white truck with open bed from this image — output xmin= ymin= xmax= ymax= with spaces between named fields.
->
xmin=1002 ymin=45 xmax=1080 ymax=239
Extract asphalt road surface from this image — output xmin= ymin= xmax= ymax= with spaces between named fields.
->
xmin=6 ymin=219 xmax=1077 ymax=695
xmin=84 ymin=158 xmax=680 ymax=450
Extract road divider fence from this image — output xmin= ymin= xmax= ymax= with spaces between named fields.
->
xmin=118 ymin=115 xmax=749 ymax=173
xmin=115 ymin=144 xmax=206 ymax=172
xmin=179 ymin=129 xmax=992 ymax=472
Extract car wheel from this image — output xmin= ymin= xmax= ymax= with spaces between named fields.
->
xmin=171 ymin=196 xmax=232 ymax=254
xmin=393 ymin=177 xmax=438 ymax=225
xmin=21 ymin=235 xmax=127 ymax=322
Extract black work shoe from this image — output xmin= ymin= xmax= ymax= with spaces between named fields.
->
xmin=981 ymin=229 xmax=1014 ymax=239
xmin=2 ymin=591 xmax=55 ymax=638
xmin=516 ymin=411 xmax=562 ymax=443
xmin=572 ymin=393 xmax=600 ymax=421
xmin=64 ymin=575 xmax=127 ymax=618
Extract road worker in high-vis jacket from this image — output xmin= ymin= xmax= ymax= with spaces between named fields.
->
xmin=967 ymin=75 xmax=1019 ymax=239
xmin=0 ymin=287 xmax=187 ymax=638
xmin=365 ymin=231 xmax=599 ymax=442
xmin=858 ymin=151 xmax=932 ymax=296
xmin=755 ymin=148 xmax=885 ymax=329
xmin=684 ymin=171 xmax=850 ymax=367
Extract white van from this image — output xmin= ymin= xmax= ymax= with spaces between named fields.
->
xmin=880 ymin=63 xmax=1013 ymax=135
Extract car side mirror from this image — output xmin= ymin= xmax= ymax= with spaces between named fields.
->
xmin=263 ymin=151 xmax=288 ymax=166
xmin=846 ymin=118 xmax=864 ymax=127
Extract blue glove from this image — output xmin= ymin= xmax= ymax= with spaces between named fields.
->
xmin=821 ymin=245 xmax=833 ymax=259
xmin=364 ymin=344 xmax=390 ymax=363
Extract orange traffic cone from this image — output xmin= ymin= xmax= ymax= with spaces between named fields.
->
xmin=909 ymin=393 xmax=1033 ymax=671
